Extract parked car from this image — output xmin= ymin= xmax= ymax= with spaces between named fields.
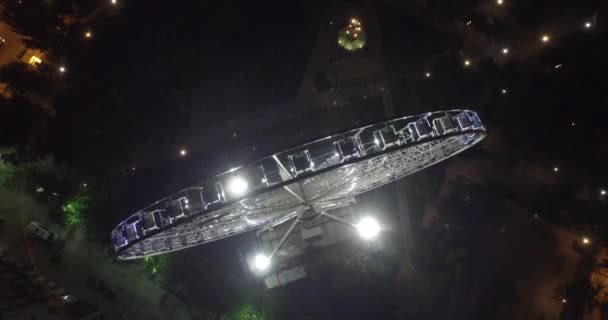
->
xmin=26 ymin=221 xmax=61 ymax=244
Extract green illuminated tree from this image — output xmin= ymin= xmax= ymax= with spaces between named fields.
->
xmin=0 ymin=147 xmax=18 ymax=189
xmin=142 ymin=255 xmax=170 ymax=283
xmin=61 ymin=193 xmax=91 ymax=225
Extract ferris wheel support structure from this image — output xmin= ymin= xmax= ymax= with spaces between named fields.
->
xmin=111 ymin=109 xmax=486 ymax=260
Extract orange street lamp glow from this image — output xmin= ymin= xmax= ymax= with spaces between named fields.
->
xmin=464 ymin=59 xmax=471 ymax=67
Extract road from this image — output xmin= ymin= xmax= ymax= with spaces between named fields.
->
xmin=0 ymin=21 xmax=26 ymax=65
xmin=0 ymin=189 xmax=190 ymax=320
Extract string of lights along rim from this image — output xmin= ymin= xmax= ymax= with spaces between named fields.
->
xmin=111 ymin=109 xmax=486 ymax=260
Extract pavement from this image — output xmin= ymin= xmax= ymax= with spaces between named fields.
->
xmin=0 ymin=21 xmax=26 ymax=65
xmin=0 ymin=189 xmax=190 ymax=320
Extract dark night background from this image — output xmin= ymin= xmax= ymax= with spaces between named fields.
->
xmin=1 ymin=0 xmax=608 ymax=319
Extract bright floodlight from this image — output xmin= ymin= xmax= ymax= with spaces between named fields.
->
xmin=357 ymin=217 xmax=380 ymax=239
xmin=228 ymin=176 xmax=248 ymax=196
xmin=253 ymin=254 xmax=270 ymax=270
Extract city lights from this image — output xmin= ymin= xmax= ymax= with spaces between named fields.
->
xmin=179 ymin=149 xmax=187 ymax=156
xmin=59 ymin=66 xmax=66 ymax=73
xmin=111 ymin=0 xmax=117 ymax=4
xmin=425 ymin=72 xmax=431 ymax=78
xmin=584 ymin=21 xmax=592 ymax=29
xmin=502 ymin=48 xmax=509 ymax=55
xmin=553 ymin=166 xmax=559 ymax=173
xmin=601 ymin=189 xmax=606 ymax=196
xmin=541 ymin=34 xmax=550 ymax=43
xmin=555 ymin=64 xmax=563 ymax=69
xmin=356 ymin=217 xmax=380 ymax=239
xmin=562 ymin=299 xmax=567 ymax=304
xmin=338 ymin=17 xmax=366 ymax=51
xmin=253 ymin=254 xmax=270 ymax=271
xmin=497 ymin=0 xmax=503 ymax=5
xmin=582 ymin=237 xmax=590 ymax=245
xmin=501 ymin=88 xmax=507 ymax=94
xmin=571 ymin=122 xmax=575 ymax=127
xmin=227 ymin=176 xmax=248 ymax=197
xmin=464 ymin=59 xmax=471 ymax=67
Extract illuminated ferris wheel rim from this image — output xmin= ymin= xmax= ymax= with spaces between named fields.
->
xmin=112 ymin=109 xmax=486 ymax=258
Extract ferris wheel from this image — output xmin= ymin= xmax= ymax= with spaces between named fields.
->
xmin=111 ymin=109 xmax=486 ymax=263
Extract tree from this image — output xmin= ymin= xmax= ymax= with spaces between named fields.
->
xmin=0 ymin=147 xmax=18 ymax=188
xmin=0 ymin=62 xmax=53 ymax=96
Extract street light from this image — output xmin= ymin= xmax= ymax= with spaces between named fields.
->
xmin=497 ymin=0 xmax=503 ymax=5
xmin=179 ymin=149 xmax=187 ymax=156
xmin=601 ymin=189 xmax=607 ymax=196
xmin=253 ymin=254 xmax=270 ymax=271
xmin=464 ymin=59 xmax=471 ymax=67
xmin=111 ymin=0 xmax=117 ymax=4
xmin=584 ymin=21 xmax=592 ymax=29
xmin=356 ymin=217 xmax=380 ymax=239
xmin=582 ymin=237 xmax=590 ymax=245
xmin=227 ymin=176 xmax=248 ymax=197
xmin=501 ymin=88 xmax=507 ymax=94
xmin=553 ymin=166 xmax=559 ymax=173
xmin=541 ymin=34 xmax=550 ymax=43
xmin=502 ymin=48 xmax=509 ymax=55
xmin=425 ymin=72 xmax=431 ymax=78
xmin=84 ymin=31 xmax=92 ymax=38
xmin=59 ymin=66 xmax=66 ymax=73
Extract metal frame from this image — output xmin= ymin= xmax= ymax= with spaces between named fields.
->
xmin=112 ymin=109 xmax=486 ymax=259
